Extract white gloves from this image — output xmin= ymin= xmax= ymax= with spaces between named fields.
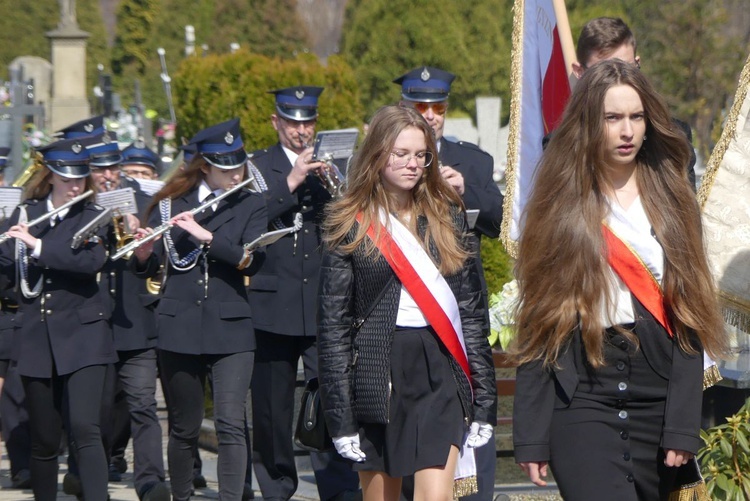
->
xmin=332 ymin=434 xmax=366 ymax=462
xmin=466 ymin=421 xmax=493 ymax=448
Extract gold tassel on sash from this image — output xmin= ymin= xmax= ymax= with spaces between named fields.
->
xmin=667 ymin=480 xmax=710 ymax=501
xmin=453 ymin=475 xmax=478 ymax=499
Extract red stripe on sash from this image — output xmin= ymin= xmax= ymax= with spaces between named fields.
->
xmin=602 ymin=224 xmax=673 ymax=337
xmin=358 ymin=215 xmax=471 ymax=378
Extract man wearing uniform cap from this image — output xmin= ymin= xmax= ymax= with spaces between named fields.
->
xmin=121 ymin=140 xmax=161 ymax=180
xmin=395 ymin=66 xmax=503 ymax=501
xmin=247 ymin=86 xmax=361 ymax=501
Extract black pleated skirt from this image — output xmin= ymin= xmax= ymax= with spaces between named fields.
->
xmin=353 ymin=326 xmax=466 ymax=477
xmin=549 ymin=325 xmax=680 ymax=501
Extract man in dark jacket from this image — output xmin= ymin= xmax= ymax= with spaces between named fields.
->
xmin=248 ymin=86 xmax=360 ymax=501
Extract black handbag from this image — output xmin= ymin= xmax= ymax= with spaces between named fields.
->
xmin=294 ymin=377 xmax=333 ymax=452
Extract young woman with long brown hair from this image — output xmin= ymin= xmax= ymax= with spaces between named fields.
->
xmin=318 ymin=105 xmax=497 ymax=501
xmin=0 ymin=135 xmax=115 ymax=500
xmin=512 ymin=59 xmax=727 ymax=500
xmin=132 ymin=118 xmax=267 ymax=501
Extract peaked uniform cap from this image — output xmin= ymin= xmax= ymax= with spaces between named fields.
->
xmin=37 ymin=136 xmax=97 ymax=178
xmin=269 ymin=86 xmax=324 ymax=121
xmin=393 ymin=66 xmax=455 ymax=103
xmin=122 ymin=139 xmax=160 ymax=173
xmin=55 ymin=115 xmax=106 ymax=139
xmin=86 ymin=131 xmax=123 ymax=168
xmin=189 ymin=118 xmax=247 ymax=169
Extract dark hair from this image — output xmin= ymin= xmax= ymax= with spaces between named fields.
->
xmin=511 ymin=59 xmax=727 ymax=367
xmin=577 ymin=17 xmax=636 ymax=68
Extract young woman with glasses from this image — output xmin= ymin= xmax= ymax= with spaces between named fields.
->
xmin=317 ymin=105 xmax=497 ymax=501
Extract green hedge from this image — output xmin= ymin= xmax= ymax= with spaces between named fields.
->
xmin=172 ymin=51 xmax=363 ymax=151
xmin=480 ymin=235 xmax=514 ymax=295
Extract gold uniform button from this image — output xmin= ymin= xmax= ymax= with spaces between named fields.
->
xmin=197 ymin=279 xmax=204 ymax=285
xmin=46 ymin=309 xmax=52 ymax=315
xmin=45 ymin=293 xmax=51 ymax=299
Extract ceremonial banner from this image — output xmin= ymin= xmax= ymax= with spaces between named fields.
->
xmin=501 ymin=0 xmax=576 ymax=255
xmin=698 ymin=54 xmax=750 ymax=335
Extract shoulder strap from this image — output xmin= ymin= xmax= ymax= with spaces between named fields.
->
xmin=352 ymin=275 xmax=395 ymax=330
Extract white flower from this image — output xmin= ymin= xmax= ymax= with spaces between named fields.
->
xmin=488 ymin=279 xmax=519 ymax=351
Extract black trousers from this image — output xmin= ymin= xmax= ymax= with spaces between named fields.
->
xmin=111 ymin=348 xmax=165 ymax=495
xmin=160 ymin=350 xmax=254 ymax=501
xmin=0 ymin=362 xmax=31 ymax=476
xmin=23 ymin=364 xmax=109 ymax=501
xmin=251 ymin=331 xmax=359 ymax=501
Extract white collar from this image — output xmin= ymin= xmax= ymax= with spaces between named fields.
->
xmin=46 ymin=198 xmax=69 ymax=225
xmin=281 ymin=145 xmax=299 ymax=167
xmin=198 ymin=181 xmax=223 ymax=202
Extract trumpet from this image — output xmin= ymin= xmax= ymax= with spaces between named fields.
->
xmin=111 ymin=176 xmax=256 ymax=260
xmin=315 ymin=154 xmax=346 ymax=199
xmin=0 ymin=190 xmax=95 ymax=245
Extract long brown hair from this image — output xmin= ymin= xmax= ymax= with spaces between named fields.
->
xmin=512 ymin=59 xmax=727 ymax=368
xmin=322 ymin=105 xmax=468 ymax=275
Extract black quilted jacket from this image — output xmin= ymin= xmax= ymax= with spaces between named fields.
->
xmin=317 ymin=210 xmax=497 ymax=438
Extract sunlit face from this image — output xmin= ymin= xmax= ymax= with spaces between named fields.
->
xmin=201 ymin=164 xmax=244 ymax=192
xmin=271 ymin=115 xmax=317 ymax=154
xmin=402 ymin=100 xmax=447 ymax=141
xmin=380 ymin=126 xmax=428 ymax=197
xmin=121 ymin=164 xmax=157 ymax=180
xmin=49 ymin=172 xmax=86 ymax=204
xmin=603 ymin=84 xmax=646 ymax=171
xmin=90 ymin=165 xmax=121 ymax=192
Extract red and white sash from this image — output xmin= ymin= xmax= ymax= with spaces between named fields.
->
xmin=357 ymin=211 xmax=477 ymax=492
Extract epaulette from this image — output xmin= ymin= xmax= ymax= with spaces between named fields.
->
xmin=457 ymin=140 xmax=492 ymax=158
xmin=249 ymin=148 xmax=270 ymax=159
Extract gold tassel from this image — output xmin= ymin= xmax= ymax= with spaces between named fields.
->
xmin=667 ymin=480 xmax=711 ymax=501
xmin=453 ymin=475 xmax=478 ymax=499
xmin=703 ymin=363 xmax=723 ymax=390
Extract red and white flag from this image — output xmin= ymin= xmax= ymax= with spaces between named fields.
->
xmin=501 ymin=0 xmax=575 ymax=253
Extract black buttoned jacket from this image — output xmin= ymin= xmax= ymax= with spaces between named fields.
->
xmin=0 ymin=198 xmax=116 ymax=377
xmin=134 ymin=186 xmax=267 ymax=355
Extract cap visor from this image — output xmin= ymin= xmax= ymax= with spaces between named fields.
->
xmin=202 ymin=149 xmax=248 ymax=169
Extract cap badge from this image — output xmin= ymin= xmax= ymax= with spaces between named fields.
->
xmin=72 ymin=142 xmax=82 ymax=154
xmin=224 ymin=132 xmax=234 ymax=145
xmin=295 ymin=89 xmax=305 ymax=100
xmin=84 ymin=123 xmax=94 ymax=133
xmin=135 ymin=139 xmax=145 ymax=149
xmin=421 ymin=68 xmax=431 ymax=81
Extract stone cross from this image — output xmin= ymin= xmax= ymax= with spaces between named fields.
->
xmin=0 ymin=77 xmax=45 ymax=183
xmin=59 ymin=0 xmax=77 ymax=29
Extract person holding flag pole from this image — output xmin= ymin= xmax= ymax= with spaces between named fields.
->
xmin=317 ymin=105 xmax=497 ymax=501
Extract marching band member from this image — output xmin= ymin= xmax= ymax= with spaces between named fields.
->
xmin=317 ymin=105 xmax=497 ymax=501
xmin=132 ymin=118 xmax=267 ymax=501
xmin=0 ymin=136 xmax=116 ymax=501
xmin=247 ymin=85 xmax=360 ymax=501
xmin=85 ymin=131 xmax=169 ymax=500
xmin=511 ymin=60 xmax=728 ymax=500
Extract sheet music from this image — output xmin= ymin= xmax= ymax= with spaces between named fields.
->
xmin=244 ymin=226 xmax=297 ymax=253
xmin=0 ymin=187 xmax=23 ymax=221
xmin=134 ymin=178 xmax=165 ymax=196
xmin=312 ymin=128 xmax=359 ymax=161
xmin=96 ymin=187 xmax=138 ymax=215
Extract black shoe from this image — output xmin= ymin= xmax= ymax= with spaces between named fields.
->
xmin=192 ymin=472 xmax=207 ymax=489
xmin=108 ymin=462 xmax=123 ymax=482
xmin=111 ymin=456 xmax=128 ymax=474
xmin=141 ymin=481 xmax=171 ymax=501
xmin=63 ymin=472 xmax=83 ymax=496
xmin=10 ymin=469 xmax=32 ymax=489
xmin=242 ymin=483 xmax=255 ymax=500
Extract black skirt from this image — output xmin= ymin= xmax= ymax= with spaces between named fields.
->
xmin=353 ymin=326 xmax=466 ymax=477
xmin=549 ymin=325 xmax=680 ymax=501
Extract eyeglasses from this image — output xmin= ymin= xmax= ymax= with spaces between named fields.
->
xmin=389 ymin=150 xmax=433 ymax=168
xmin=411 ymin=101 xmax=447 ymax=116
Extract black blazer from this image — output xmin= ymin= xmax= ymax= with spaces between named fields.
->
xmin=247 ymin=143 xmax=334 ymax=337
xmin=135 ymin=186 xmax=267 ymax=355
xmin=513 ymin=299 xmax=704 ymax=463
xmin=100 ymin=183 xmax=158 ymax=351
xmin=0 ymin=198 xmax=116 ymax=378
